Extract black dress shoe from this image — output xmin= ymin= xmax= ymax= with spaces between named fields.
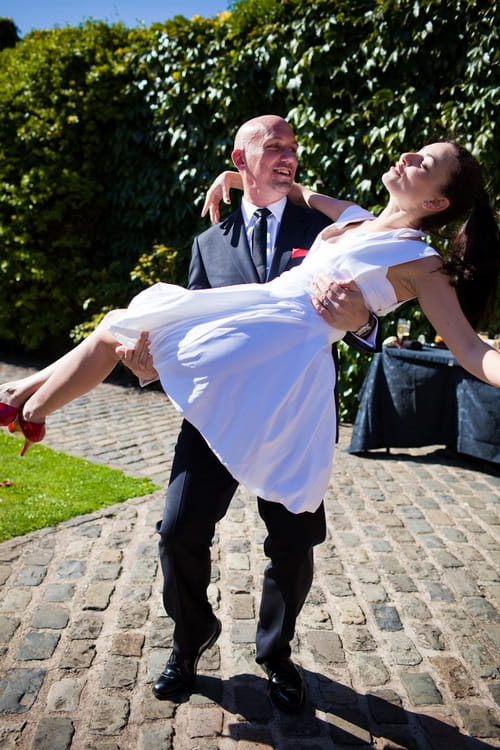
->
xmin=263 ymin=657 xmax=305 ymax=713
xmin=152 ymin=618 xmax=222 ymax=700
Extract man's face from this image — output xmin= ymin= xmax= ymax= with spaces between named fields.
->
xmin=233 ymin=119 xmax=299 ymax=205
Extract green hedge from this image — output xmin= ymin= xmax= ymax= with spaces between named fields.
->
xmin=0 ymin=0 xmax=498 ymax=418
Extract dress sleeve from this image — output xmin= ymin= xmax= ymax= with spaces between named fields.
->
xmin=336 ymin=204 xmax=375 ymax=224
xmin=308 ymin=204 xmax=375 ymax=257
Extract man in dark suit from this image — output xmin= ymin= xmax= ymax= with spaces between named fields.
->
xmin=147 ymin=115 xmax=378 ymax=712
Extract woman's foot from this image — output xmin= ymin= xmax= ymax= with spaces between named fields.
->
xmin=0 ymin=402 xmax=18 ymax=426
xmin=1 ymin=378 xmax=47 ymax=427
xmin=8 ymin=414 xmax=46 ymax=456
xmin=0 ymin=384 xmax=22 ymax=426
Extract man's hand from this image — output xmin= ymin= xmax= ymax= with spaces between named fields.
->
xmin=310 ymin=275 xmax=370 ymax=331
xmin=115 ymin=331 xmax=158 ymax=382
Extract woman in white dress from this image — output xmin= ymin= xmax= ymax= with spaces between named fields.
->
xmin=1 ymin=140 xmax=500 ymax=513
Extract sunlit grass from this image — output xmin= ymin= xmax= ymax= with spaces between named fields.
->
xmin=0 ymin=431 xmax=159 ymax=541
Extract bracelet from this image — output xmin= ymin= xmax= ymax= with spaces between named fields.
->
xmin=352 ymin=312 xmax=376 ymax=338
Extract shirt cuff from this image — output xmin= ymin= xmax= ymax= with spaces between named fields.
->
xmin=352 ymin=317 xmax=378 ymax=347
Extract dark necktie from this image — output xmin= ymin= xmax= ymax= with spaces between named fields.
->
xmin=252 ymin=207 xmax=271 ymax=282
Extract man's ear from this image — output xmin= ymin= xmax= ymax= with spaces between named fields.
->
xmin=422 ymin=197 xmax=450 ymax=212
xmin=232 ymin=149 xmax=245 ymax=170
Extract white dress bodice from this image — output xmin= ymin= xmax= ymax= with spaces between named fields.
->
xmin=265 ymin=204 xmax=438 ymax=342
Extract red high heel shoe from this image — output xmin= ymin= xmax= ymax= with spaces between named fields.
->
xmin=0 ymin=402 xmax=19 ymax=426
xmin=8 ymin=415 xmax=46 ymax=456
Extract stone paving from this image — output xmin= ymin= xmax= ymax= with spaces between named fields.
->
xmin=0 ymin=359 xmax=499 ymax=750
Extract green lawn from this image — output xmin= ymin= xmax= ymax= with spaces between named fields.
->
xmin=0 ymin=431 xmax=160 ymax=541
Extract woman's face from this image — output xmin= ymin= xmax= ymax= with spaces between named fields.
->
xmin=383 ymin=142 xmax=458 ymax=212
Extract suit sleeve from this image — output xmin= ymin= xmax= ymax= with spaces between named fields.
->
xmin=343 ymin=325 xmax=382 ymax=354
xmin=187 ymin=235 xmax=210 ymax=290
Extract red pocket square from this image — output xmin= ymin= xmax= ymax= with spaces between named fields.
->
xmin=291 ymin=248 xmax=309 ymax=258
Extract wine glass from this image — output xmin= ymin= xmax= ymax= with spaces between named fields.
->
xmin=397 ymin=318 xmax=411 ymax=347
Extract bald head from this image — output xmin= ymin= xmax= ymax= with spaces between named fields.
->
xmin=231 ymin=115 xmax=299 ymax=206
xmin=234 ymin=115 xmax=293 ymax=150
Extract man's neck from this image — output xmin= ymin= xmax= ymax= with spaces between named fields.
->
xmin=243 ymin=186 xmax=289 ymax=208
xmin=242 ymin=195 xmax=287 ymax=223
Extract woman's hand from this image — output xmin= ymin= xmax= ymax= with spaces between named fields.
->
xmin=287 ymin=181 xmax=310 ymax=207
xmin=115 ymin=331 xmax=158 ymax=382
xmin=311 ymin=275 xmax=370 ymax=332
xmin=201 ymin=171 xmax=243 ymax=224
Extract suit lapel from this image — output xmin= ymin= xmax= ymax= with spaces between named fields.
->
xmin=220 ymin=211 xmax=260 ymax=283
xmin=269 ymin=201 xmax=304 ymax=279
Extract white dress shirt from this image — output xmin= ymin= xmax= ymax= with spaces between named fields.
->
xmin=241 ymin=196 xmax=287 ymax=278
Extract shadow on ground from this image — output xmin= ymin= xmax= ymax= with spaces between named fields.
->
xmin=172 ymin=670 xmax=500 ymax=749
xmin=347 ymin=446 xmax=500 ymax=478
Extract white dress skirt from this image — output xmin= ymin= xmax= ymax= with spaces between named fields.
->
xmin=109 ymin=206 xmax=439 ymax=514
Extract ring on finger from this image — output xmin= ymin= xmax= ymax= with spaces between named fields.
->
xmin=323 ymin=299 xmax=331 ymax=307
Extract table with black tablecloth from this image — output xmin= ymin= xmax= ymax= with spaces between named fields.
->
xmin=348 ymin=345 xmax=500 ymax=464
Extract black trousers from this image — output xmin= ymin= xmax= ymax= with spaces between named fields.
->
xmin=157 ymin=419 xmax=327 ymax=664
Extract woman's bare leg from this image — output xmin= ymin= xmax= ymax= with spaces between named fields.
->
xmin=20 ymin=310 xmax=127 ymax=423
xmin=1 ymin=346 xmax=100 ymax=409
